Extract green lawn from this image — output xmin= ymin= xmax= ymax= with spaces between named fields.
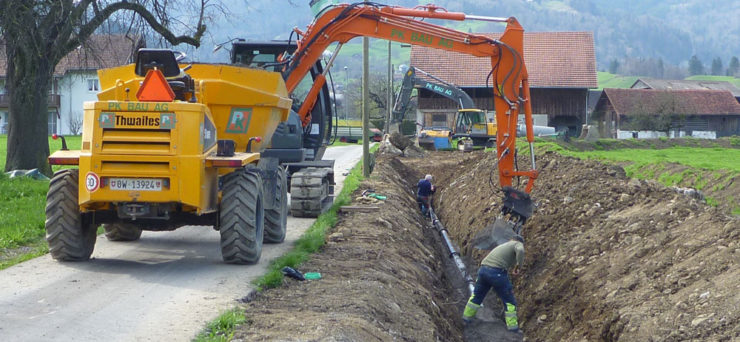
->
xmin=685 ymin=75 xmax=740 ymax=88
xmin=597 ymin=71 xmax=740 ymax=89
xmin=597 ymin=71 xmax=639 ymax=89
xmin=0 ymin=135 xmax=82 ymax=171
xmin=0 ymin=135 xmax=82 ymax=269
xmin=552 ymin=146 xmax=740 ymax=172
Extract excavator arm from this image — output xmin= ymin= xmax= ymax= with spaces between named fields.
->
xmin=392 ymin=66 xmax=476 ymax=122
xmin=283 ymin=2 xmax=538 ymax=224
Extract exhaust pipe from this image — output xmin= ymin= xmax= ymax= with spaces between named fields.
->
xmin=428 ymin=206 xmax=476 ymax=296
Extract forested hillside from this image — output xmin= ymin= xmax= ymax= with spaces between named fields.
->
xmin=189 ymin=0 xmax=739 ymax=74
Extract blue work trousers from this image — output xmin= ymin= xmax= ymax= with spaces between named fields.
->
xmin=471 ymin=265 xmax=517 ymax=307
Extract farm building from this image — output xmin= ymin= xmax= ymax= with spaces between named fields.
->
xmin=631 ymin=78 xmax=740 ymax=102
xmin=593 ymin=88 xmax=740 ymax=139
xmin=410 ymin=32 xmax=598 ymax=136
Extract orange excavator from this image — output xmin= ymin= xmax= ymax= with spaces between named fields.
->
xmin=280 ymin=2 xmax=538 ymax=238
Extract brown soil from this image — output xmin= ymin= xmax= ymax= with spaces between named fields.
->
xmin=234 ymin=148 xmax=739 ymax=341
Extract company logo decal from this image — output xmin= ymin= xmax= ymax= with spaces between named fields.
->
xmin=226 ymin=108 xmax=252 ymax=134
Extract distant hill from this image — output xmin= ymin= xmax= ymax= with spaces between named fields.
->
xmin=183 ymin=0 xmax=740 ymax=74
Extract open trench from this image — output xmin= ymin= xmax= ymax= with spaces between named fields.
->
xmin=234 ymin=149 xmax=738 ymax=341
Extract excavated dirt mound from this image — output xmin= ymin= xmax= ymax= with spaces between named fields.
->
xmin=420 ymin=150 xmax=739 ymax=341
xmin=234 ymin=156 xmax=465 ymax=341
xmin=234 ymin=148 xmax=737 ymax=341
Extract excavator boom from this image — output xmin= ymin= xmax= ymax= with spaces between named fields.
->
xmin=284 ymin=2 xmax=538 ymax=224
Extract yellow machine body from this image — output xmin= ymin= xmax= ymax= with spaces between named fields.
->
xmin=52 ymin=63 xmax=292 ymax=214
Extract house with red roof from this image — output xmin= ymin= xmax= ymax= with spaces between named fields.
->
xmin=0 ymin=35 xmax=143 ymax=135
xmin=410 ymin=31 xmax=598 ymax=136
xmin=593 ymin=88 xmax=740 ymax=139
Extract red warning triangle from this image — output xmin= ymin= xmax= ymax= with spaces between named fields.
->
xmin=136 ymin=69 xmax=175 ymax=102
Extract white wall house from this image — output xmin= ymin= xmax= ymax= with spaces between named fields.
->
xmin=1 ymin=35 xmax=141 ymax=136
xmin=56 ymin=71 xmax=101 ymax=135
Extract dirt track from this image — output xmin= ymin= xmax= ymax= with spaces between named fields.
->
xmin=236 ymin=145 xmax=738 ymax=341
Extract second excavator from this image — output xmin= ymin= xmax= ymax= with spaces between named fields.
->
xmin=393 ymin=66 xmax=496 ymax=150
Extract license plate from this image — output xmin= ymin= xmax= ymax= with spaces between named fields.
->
xmin=108 ymin=178 xmax=163 ymax=191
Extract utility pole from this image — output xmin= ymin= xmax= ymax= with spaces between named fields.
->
xmin=362 ymin=31 xmax=370 ymax=177
xmin=344 ymin=66 xmax=349 ymax=122
xmin=386 ymin=40 xmax=392 ymax=134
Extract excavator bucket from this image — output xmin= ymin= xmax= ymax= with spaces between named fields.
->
xmin=457 ymin=138 xmax=474 ymax=152
xmin=472 ymin=217 xmax=520 ymax=250
xmin=473 ymin=187 xmax=533 ymax=250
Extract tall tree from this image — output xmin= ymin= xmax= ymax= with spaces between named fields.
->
xmin=711 ymin=57 xmax=723 ymax=76
xmin=688 ymin=55 xmax=704 ymax=76
xmin=728 ymin=56 xmax=740 ymax=77
xmin=0 ymin=1 xmax=211 ymax=174
xmin=608 ymin=59 xmax=619 ymax=74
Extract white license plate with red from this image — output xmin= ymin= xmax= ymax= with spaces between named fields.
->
xmin=108 ymin=178 xmax=163 ymax=191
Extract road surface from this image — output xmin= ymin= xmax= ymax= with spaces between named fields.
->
xmin=0 ymin=145 xmax=363 ymax=342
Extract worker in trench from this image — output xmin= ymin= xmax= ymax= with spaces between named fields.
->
xmin=463 ymin=235 xmax=525 ymax=332
xmin=416 ymin=174 xmax=435 ymax=216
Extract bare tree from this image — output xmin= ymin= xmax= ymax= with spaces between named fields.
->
xmin=67 ymin=112 xmax=83 ymax=136
xmin=0 ymin=1 xmax=214 ymax=174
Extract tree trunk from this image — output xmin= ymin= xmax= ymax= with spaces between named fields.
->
xmin=5 ymin=45 xmax=53 ymax=175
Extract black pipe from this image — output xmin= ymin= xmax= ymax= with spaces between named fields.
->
xmin=428 ymin=206 xmax=476 ymax=296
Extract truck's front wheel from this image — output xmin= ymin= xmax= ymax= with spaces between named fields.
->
xmin=103 ymin=223 xmax=142 ymax=241
xmin=45 ymin=169 xmax=97 ymax=261
xmin=264 ymin=166 xmax=287 ymax=243
xmin=219 ymin=169 xmax=265 ymax=264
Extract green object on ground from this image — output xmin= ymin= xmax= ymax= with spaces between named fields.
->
xmin=304 ymin=272 xmax=322 ymax=280
xmin=368 ymin=193 xmax=386 ymax=200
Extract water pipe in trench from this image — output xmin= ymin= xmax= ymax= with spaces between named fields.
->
xmin=428 ymin=206 xmax=476 ymax=296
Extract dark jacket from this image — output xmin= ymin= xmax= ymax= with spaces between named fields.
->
xmin=417 ymin=179 xmax=434 ymax=197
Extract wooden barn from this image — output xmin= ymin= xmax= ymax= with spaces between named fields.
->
xmin=410 ymin=32 xmax=598 ymax=136
xmin=594 ymin=88 xmax=740 ymax=139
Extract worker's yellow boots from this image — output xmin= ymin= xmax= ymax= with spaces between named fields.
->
xmin=504 ymin=303 xmax=519 ymax=331
xmin=462 ymin=296 xmax=480 ymax=323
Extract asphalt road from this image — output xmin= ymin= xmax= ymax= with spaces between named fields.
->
xmin=0 ymin=145 xmax=363 ymax=342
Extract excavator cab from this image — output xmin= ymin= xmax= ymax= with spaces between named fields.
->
xmin=454 ymin=109 xmax=496 ymax=147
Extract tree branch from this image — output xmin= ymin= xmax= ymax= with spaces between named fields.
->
xmin=60 ymin=0 xmax=206 ymax=58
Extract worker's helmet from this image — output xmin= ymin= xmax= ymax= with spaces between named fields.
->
xmin=425 ymin=174 xmax=433 ymax=181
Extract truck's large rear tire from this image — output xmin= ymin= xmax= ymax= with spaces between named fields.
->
xmin=219 ymin=168 xmax=265 ymax=264
xmin=45 ymin=169 xmax=97 ymax=261
xmin=103 ymin=223 xmax=142 ymax=241
xmin=264 ymin=166 xmax=287 ymax=243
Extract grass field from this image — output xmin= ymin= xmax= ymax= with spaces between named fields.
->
xmin=685 ymin=75 xmax=740 ymax=88
xmin=597 ymin=72 xmax=740 ymax=89
xmin=597 ymin=71 xmax=639 ymax=89
xmin=0 ymin=135 xmax=82 ymax=269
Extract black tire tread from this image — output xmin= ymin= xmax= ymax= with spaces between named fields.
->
xmin=45 ymin=169 xmax=97 ymax=261
xmin=219 ymin=169 xmax=264 ymax=264
xmin=103 ymin=223 xmax=142 ymax=241
xmin=264 ymin=167 xmax=287 ymax=243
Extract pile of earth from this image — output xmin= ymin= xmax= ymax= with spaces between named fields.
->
xmin=232 ymin=145 xmax=737 ymax=341
xmin=421 ymin=150 xmax=739 ymax=341
xmin=233 ymin=154 xmax=467 ymax=341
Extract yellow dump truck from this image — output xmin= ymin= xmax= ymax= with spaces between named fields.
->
xmin=46 ymin=49 xmax=292 ymax=264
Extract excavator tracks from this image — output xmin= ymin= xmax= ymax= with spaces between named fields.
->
xmin=290 ymin=167 xmax=333 ymax=218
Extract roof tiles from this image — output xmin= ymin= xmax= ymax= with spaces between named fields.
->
xmin=411 ymin=32 xmax=597 ymax=88
xmin=603 ymin=88 xmax=740 ymax=116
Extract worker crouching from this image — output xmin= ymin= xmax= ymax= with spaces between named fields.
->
xmin=463 ymin=235 xmax=524 ymax=332
xmin=416 ymin=174 xmax=435 ymax=216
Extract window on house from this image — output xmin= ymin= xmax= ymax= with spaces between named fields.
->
xmin=87 ymin=79 xmax=99 ymax=92
xmin=431 ymin=113 xmax=448 ymax=127
xmin=48 ymin=111 xmax=58 ymax=135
